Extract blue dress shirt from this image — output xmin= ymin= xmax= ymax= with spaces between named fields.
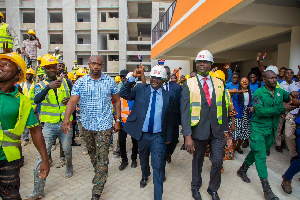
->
xmin=128 ymin=76 xmax=163 ymax=133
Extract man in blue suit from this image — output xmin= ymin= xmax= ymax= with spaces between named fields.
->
xmin=119 ymin=65 xmax=175 ymax=200
xmin=163 ymin=66 xmax=181 ymax=163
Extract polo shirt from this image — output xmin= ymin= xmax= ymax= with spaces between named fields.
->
xmin=225 ymin=82 xmax=239 ymax=90
xmin=0 ymin=86 xmax=39 ymax=161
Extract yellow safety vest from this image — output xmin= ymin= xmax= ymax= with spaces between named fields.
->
xmin=39 ymin=78 xmax=73 ymax=123
xmin=72 ymin=65 xmax=79 ymax=73
xmin=0 ymin=94 xmax=32 ymax=162
xmin=0 ymin=23 xmax=13 ymax=49
xmin=36 ymin=66 xmax=45 ymax=76
xmin=187 ymin=76 xmax=231 ymax=126
xmin=20 ymin=81 xmax=37 ymax=109
xmin=52 ymin=53 xmax=62 ymax=60
xmin=121 ymin=98 xmax=130 ymax=123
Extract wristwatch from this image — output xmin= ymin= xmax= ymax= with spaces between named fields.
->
xmin=115 ymin=119 xmax=122 ymax=123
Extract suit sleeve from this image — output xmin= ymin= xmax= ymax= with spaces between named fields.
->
xmin=180 ymin=82 xmax=192 ymax=137
xmin=166 ymin=95 xmax=175 ymax=142
xmin=119 ymin=81 xmax=138 ymax=101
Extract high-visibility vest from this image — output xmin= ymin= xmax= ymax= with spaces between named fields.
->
xmin=39 ymin=78 xmax=73 ymax=123
xmin=72 ymin=65 xmax=79 ymax=73
xmin=52 ymin=53 xmax=62 ymax=60
xmin=187 ymin=76 xmax=231 ymax=126
xmin=0 ymin=23 xmax=13 ymax=49
xmin=120 ymin=98 xmax=130 ymax=123
xmin=36 ymin=66 xmax=45 ymax=76
xmin=0 ymin=93 xmax=32 ymax=162
xmin=20 ymin=81 xmax=37 ymax=109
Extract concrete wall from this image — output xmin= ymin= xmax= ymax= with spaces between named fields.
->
xmin=164 ymin=60 xmax=191 ymax=78
xmin=277 ymin=42 xmax=291 ymax=69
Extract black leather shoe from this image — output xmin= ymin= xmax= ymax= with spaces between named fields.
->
xmin=207 ymin=188 xmax=220 ymax=200
xmin=119 ymin=160 xmax=128 ymax=171
xmin=140 ymin=177 xmax=148 ymax=188
xmin=71 ymin=142 xmax=81 ymax=146
xmin=91 ymin=194 xmax=100 ymax=200
xmin=180 ymin=144 xmax=185 ymax=150
xmin=166 ymin=153 xmax=171 ymax=163
xmin=235 ymin=148 xmax=243 ymax=154
xmin=191 ymin=189 xmax=202 ymax=200
xmin=113 ymin=147 xmax=121 ymax=156
xmin=131 ymin=160 xmax=137 ymax=168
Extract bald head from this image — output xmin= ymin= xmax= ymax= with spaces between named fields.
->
xmin=263 ymin=70 xmax=278 ymax=89
xmin=263 ymin=70 xmax=276 ymax=78
xmin=88 ymin=55 xmax=104 ymax=76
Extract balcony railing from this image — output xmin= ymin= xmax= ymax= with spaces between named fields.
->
xmin=152 ymin=0 xmax=177 ymax=45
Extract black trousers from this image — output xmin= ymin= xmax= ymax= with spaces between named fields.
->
xmin=191 ymin=134 xmax=225 ymax=192
xmin=118 ymin=128 xmax=138 ymax=162
xmin=166 ymin=126 xmax=179 ymax=155
xmin=0 ymin=159 xmax=21 ymax=200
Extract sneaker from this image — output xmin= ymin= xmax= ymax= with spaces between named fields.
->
xmin=281 ymin=175 xmax=292 ymax=194
xmin=56 ymin=157 xmax=66 ymax=168
xmin=51 ymin=145 xmax=56 ymax=151
xmin=275 ymin=146 xmax=283 ymax=153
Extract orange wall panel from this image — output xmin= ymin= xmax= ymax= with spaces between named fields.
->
xmin=170 ymin=0 xmax=199 ymax=28
xmin=152 ymin=0 xmax=244 ymax=59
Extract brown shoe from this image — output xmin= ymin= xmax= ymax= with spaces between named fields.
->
xmin=281 ymin=175 xmax=292 ymax=194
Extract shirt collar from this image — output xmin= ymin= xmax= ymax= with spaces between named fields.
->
xmin=87 ymin=73 xmax=105 ymax=81
xmin=197 ymin=74 xmax=211 ymax=81
xmin=150 ymin=87 xmax=162 ymax=95
xmin=0 ymin=86 xmax=19 ymax=98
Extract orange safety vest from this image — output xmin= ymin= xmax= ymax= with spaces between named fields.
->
xmin=121 ymin=98 xmax=130 ymax=123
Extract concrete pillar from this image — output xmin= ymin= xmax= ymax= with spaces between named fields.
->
xmin=289 ymin=26 xmax=300 ymax=72
xmin=90 ymin=0 xmax=98 ymax=56
xmin=151 ymin=2 xmax=160 ymax=68
xmin=277 ymin=42 xmax=290 ymax=69
xmin=35 ymin=0 xmax=48 ymax=57
xmin=6 ymin=0 xmax=20 ymax=44
xmin=119 ymin=0 xmax=127 ymax=71
xmin=62 ymin=0 xmax=76 ymax=71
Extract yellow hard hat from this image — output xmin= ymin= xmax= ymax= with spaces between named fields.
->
xmin=26 ymin=68 xmax=35 ymax=75
xmin=37 ymin=56 xmax=42 ymax=61
xmin=40 ymin=54 xmax=59 ymax=67
xmin=27 ymin=29 xmax=36 ymax=35
xmin=209 ymin=71 xmax=215 ymax=77
xmin=68 ymin=72 xmax=76 ymax=81
xmin=74 ymin=60 xmax=77 ymax=63
xmin=75 ymin=68 xmax=87 ymax=76
xmin=0 ymin=12 xmax=4 ymax=20
xmin=214 ymin=70 xmax=226 ymax=81
xmin=185 ymin=74 xmax=190 ymax=79
xmin=0 ymin=53 xmax=27 ymax=83
xmin=115 ymin=76 xmax=121 ymax=82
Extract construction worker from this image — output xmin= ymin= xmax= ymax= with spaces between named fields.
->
xmin=20 ymin=68 xmax=37 ymax=146
xmin=75 ymin=68 xmax=87 ymax=79
xmin=237 ymin=70 xmax=295 ymax=200
xmin=52 ymin=47 xmax=62 ymax=60
xmin=115 ymin=75 xmax=121 ymax=85
xmin=68 ymin=72 xmax=76 ymax=83
xmin=0 ymin=52 xmax=49 ymax=200
xmin=25 ymin=54 xmax=73 ymax=200
xmin=0 ymin=12 xmax=21 ymax=54
xmin=72 ymin=60 xmax=79 ymax=74
xmin=36 ymin=56 xmax=45 ymax=81
xmin=22 ymin=29 xmax=41 ymax=71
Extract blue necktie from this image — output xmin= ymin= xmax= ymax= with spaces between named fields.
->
xmin=148 ymin=91 xmax=157 ymax=133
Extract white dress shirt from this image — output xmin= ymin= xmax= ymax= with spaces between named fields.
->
xmin=197 ymin=74 xmax=213 ymax=99
xmin=280 ymin=80 xmax=300 ymax=115
xmin=163 ymin=81 xmax=170 ymax=91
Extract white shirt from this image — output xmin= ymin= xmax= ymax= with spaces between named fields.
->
xmin=163 ymin=81 xmax=170 ymax=91
xmin=197 ymin=74 xmax=213 ymax=99
xmin=280 ymin=80 xmax=300 ymax=115
xmin=244 ymin=92 xmax=250 ymax=105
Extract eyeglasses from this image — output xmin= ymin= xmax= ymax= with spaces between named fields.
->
xmin=89 ymin=62 xmax=103 ymax=66
xmin=195 ymin=60 xmax=210 ymax=65
xmin=150 ymin=76 xmax=163 ymax=81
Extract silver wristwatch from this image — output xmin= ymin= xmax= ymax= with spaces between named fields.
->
xmin=115 ymin=119 xmax=122 ymax=123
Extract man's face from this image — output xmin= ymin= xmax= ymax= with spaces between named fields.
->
xmin=44 ymin=64 xmax=58 ymax=79
xmin=190 ymin=72 xmax=197 ymax=78
xmin=171 ymin=75 xmax=177 ymax=83
xmin=232 ymin=74 xmax=240 ymax=84
xmin=180 ymin=75 xmax=186 ymax=82
xmin=285 ymin=70 xmax=294 ymax=82
xmin=57 ymin=64 xmax=65 ymax=75
xmin=121 ymin=76 xmax=127 ymax=83
xmin=88 ymin=56 xmax=104 ymax=76
xmin=279 ymin=69 xmax=285 ymax=77
xmin=150 ymin=76 xmax=164 ymax=90
xmin=0 ymin=58 xmax=21 ymax=83
xmin=224 ymin=63 xmax=230 ymax=69
xmin=264 ymin=71 xmax=278 ymax=88
xmin=26 ymin=74 xmax=33 ymax=81
xmin=165 ymin=68 xmax=171 ymax=82
xmin=249 ymin=74 xmax=257 ymax=84
xmin=55 ymin=50 xmax=59 ymax=54
xmin=195 ymin=61 xmax=211 ymax=76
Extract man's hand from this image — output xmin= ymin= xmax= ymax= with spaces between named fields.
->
xmin=179 ymin=67 xmax=182 ymax=70
xmin=166 ymin=142 xmax=171 ymax=145
xmin=185 ymin=135 xmax=194 ymax=155
xmin=16 ymin=48 xmax=21 ymax=54
xmin=39 ymin=160 xmax=50 ymax=179
xmin=211 ymin=67 xmax=218 ymax=72
xmin=257 ymin=53 xmax=261 ymax=62
xmin=280 ymin=114 xmax=285 ymax=118
xmin=48 ymin=80 xmax=62 ymax=89
xmin=290 ymin=91 xmax=299 ymax=99
xmin=283 ymin=102 xmax=296 ymax=112
xmin=2 ymin=42 xmax=12 ymax=53
xmin=62 ymin=120 xmax=71 ymax=135
xmin=36 ymin=37 xmax=39 ymax=41
xmin=61 ymin=97 xmax=70 ymax=105
xmin=249 ymin=107 xmax=254 ymax=113
xmin=132 ymin=64 xmax=145 ymax=78
xmin=113 ymin=121 xmax=121 ymax=133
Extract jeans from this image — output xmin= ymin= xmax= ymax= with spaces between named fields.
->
xmin=35 ymin=121 xmax=72 ymax=169
xmin=22 ymin=128 xmax=30 ymax=141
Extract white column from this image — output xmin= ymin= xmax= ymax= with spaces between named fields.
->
xmin=90 ymin=0 xmax=98 ymax=56
xmin=35 ymin=0 xmax=48 ymax=57
xmin=118 ymin=0 xmax=127 ymax=71
xmin=6 ymin=0 xmax=20 ymax=42
xmin=289 ymin=26 xmax=300 ymax=72
xmin=277 ymin=42 xmax=290 ymax=69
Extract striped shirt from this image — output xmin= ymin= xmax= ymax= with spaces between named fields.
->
xmin=72 ymin=74 xmax=118 ymax=131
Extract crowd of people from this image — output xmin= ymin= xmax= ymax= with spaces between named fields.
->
xmin=0 ymin=11 xmax=300 ymax=200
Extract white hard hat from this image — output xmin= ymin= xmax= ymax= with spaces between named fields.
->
xmin=265 ymin=65 xmax=279 ymax=75
xmin=149 ymin=65 xmax=167 ymax=79
xmin=126 ymin=72 xmax=138 ymax=82
xmin=55 ymin=47 xmax=60 ymax=51
xmin=195 ymin=50 xmax=214 ymax=63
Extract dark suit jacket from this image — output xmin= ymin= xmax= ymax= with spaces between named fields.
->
xmin=119 ymin=81 xmax=175 ymax=143
xmin=168 ymin=81 xmax=181 ymax=126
